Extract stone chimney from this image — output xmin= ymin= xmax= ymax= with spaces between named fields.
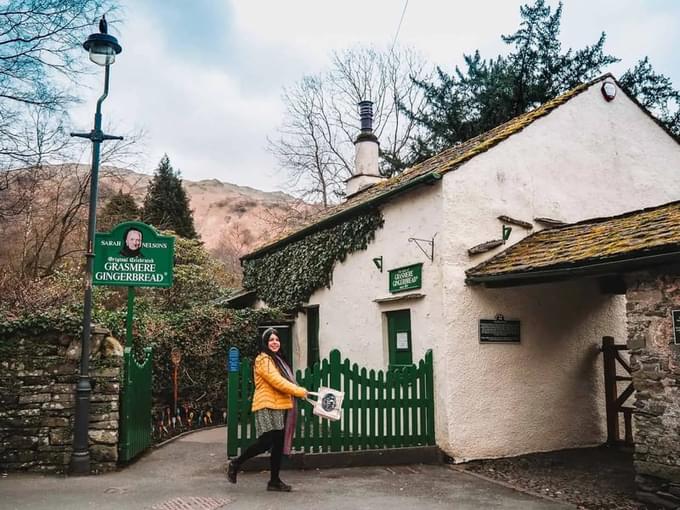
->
xmin=346 ymin=100 xmax=384 ymax=197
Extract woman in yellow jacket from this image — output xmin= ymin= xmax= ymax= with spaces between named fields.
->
xmin=228 ymin=328 xmax=307 ymax=491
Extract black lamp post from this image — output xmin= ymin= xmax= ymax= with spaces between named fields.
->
xmin=69 ymin=15 xmax=123 ymax=475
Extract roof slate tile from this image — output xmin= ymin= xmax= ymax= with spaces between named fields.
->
xmin=466 ymin=201 xmax=680 ymax=280
xmin=244 ymin=75 xmax=609 ymax=260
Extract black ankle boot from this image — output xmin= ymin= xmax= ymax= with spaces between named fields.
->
xmin=227 ymin=460 xmax=239 ymax=483
xmin=267 ymin=479 xmax=291 ymax=492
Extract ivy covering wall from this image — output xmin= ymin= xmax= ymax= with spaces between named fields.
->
xmin=0 ymin=236 xmax=286 ymax=420
xmin=242 ymin=209 xmax=384 ymax=310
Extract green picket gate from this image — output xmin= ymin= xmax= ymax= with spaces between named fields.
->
xmin=227 ymin=349 xmax=434 ymax=457
xmin=119 ymin=346 xmax=153 ymax=462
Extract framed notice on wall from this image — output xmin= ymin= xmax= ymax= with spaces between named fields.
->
xmin=479 ymin=315 xmax=520 ymax=343
xmin=672 ymin=310 xmax=680 ymax=345
xmin=396 ymin=332 xmax=409 ymax=350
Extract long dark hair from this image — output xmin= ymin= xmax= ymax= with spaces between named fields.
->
xmin=256 ymin=327 xmax=290 ymax=378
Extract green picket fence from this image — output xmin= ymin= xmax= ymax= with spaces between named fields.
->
xmin=227 ymin=349 xmax=434 ymax=457
xmin=119 ymin=347 xmax=153 ymax=462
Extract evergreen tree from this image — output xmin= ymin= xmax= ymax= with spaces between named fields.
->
xmin=405 ymin=0 xmax=678 ymax=162
xmin=142 ymin=155 xmax=198 ymax=239
xmin=620 ymin=57 xmax=680 ymax=137
xmin=99 ymin=190 xmax=141 ymax=232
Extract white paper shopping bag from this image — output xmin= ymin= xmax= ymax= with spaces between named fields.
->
xmin=306 ymin=386 xmax=344 ymax=421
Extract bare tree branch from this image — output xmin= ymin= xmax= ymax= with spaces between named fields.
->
xmin=269 ymin=45 xmax=431 ymax=207
xmin=0 ymin=0 xmax=118 ymax=171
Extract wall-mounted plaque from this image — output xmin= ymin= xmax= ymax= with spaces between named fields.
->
xmin=480 ymin=315 xmax=520 ymax=343
xmin=389 ymin=263 xmax=422 ymax=293
xmin=672 ymin=310 xmax=680 ymax=345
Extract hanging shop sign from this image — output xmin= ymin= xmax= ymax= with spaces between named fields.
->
xmin=479 ymin=314 xmax=521 ymax=343
xmin=93 ymin=221 xmax=174 ymax=288
xmin=389 ymin=263 xmax=422 ymax=293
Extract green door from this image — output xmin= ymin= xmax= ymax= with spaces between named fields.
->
xmin=307 ymin=306 xmax=320 ymax=368
xmin=386 ymin=309 xmax=413 ymax=369
xmin=258 ymin=325 xmax=293 ymax=370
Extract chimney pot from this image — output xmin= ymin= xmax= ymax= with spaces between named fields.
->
xmin=359 ymin=100 xmax=373 ymax=133
xmin=346 ymin=100 xmax=383 ymax=198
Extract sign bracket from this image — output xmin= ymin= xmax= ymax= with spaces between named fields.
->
xmin=408 ymin=233 xmax=436 ymax=261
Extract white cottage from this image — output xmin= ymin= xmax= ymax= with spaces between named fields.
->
xmin=241 ymin=74 xmax=680 ymax=462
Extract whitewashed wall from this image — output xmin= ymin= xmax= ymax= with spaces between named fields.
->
xmin=438 ymin=81 xmax=680 ymax=460
xmin=292 ymin=184 xmax=450 ymax=448
xmin=289 ymin=80 xmax=680 ymax=461
xmin=293 ymin=184 xmax=445 ymax=371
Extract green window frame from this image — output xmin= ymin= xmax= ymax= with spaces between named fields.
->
xmin=307 ymin=306 xmax=320 ymax=368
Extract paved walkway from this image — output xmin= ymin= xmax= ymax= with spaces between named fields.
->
xmin=0 ymin=427 xmax=574 ymax=510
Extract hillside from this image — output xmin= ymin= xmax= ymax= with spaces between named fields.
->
xmin=0 ymin=163 xmax=315 ymax=280
xmin=98 ymin=166 xmax=313 ymax=257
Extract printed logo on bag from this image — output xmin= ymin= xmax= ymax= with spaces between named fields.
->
xmin=321 ymin=393 xmax=337 ymax=412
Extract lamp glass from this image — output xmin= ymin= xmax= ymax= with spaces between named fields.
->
xmin=89 ymin=44 xmax=116 ymax=66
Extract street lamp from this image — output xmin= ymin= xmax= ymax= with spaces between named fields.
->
xmin=69 ymin=15 xmax=123 ymax=475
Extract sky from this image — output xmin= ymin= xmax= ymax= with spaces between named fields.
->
xmin=70 ymin=0 xmax=680 ymax=193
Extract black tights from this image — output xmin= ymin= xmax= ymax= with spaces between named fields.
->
xmin=233 ymin=429 xmax=284 ymax=482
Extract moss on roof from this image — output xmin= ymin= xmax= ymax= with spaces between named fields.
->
xmin=466 ymin=201 xmax=680 ymax=281
xmin=244 ymin=74 xmax=613 ymax=260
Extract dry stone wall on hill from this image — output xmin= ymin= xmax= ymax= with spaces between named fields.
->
xmin=0 ymin=327 xmax=123 ymax=474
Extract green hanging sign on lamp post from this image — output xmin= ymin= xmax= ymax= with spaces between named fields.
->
xmin=94 ymin=221 xmax=174 ymax=288
xmin=94 ymin=221 xmax=175 ymax=348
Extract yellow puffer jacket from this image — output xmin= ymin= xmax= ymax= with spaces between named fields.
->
xmin=251 ymin=353 xmax=306 ymax=412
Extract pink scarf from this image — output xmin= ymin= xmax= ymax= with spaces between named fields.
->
xmin=275 ymin=355 xmax=298 ymax=455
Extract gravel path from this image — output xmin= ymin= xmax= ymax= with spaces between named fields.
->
xmin=458 ymin=446 xmax=646 ymax=510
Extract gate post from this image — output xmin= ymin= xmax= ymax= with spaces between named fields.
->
xmin=227 ymin=347 xmax=240 ymax=457
xmin=424 ymin=350 xmax=435 ymax=445
xmin=329 ymin=350 xmax=341 ymax=452
xmin=602 ymin=336 xmax=619 ymax=444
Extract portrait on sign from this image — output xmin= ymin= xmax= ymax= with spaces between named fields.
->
xmin=120 ymin=227 xmax=144 ymax=258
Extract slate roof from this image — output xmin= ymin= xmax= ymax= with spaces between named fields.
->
xmin=244 ymin=75 xmax=613 ymax=260
xmin=466 ymin=201 xmax=680 ymax=285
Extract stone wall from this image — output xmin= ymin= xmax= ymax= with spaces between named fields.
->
xmin=0 ymin=326 xmax=124 ymax=474
xmin=626 ymin=265 xmax=680 ymax=509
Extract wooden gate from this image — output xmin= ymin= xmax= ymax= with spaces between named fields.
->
xmin=119 ymin=347 xmax=153 ymax=462
xmin=601 ymin=336 xmax=634 ymax=446
xmin=227 ymin=349 xmax=435 ymax=457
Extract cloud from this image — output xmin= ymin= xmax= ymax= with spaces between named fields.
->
xmin=71 ymin=1 xmax=285 ymax=190
xmin=68 ymin=0 xmax=680 ymax=194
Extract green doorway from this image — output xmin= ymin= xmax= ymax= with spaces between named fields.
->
xmin=386 ymin=309 xmax=413 ymax=369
